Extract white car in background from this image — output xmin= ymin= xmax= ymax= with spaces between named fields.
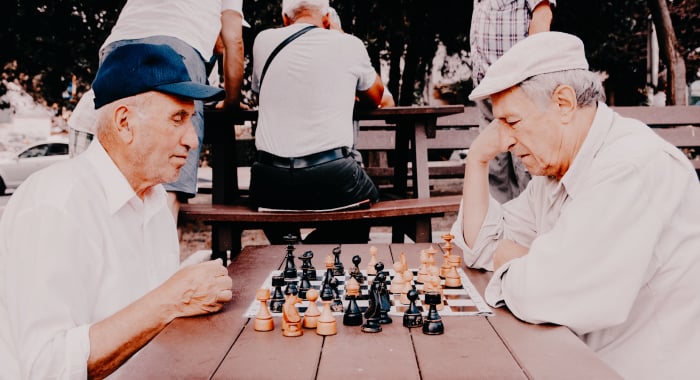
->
xmin=0 ymin=137 xmax=69 ymax=194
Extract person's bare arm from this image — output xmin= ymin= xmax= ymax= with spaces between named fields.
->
xmin=493 ymin=239 xmax=529 ymax=270
xmin=219 ymin=9 xmax=245 ymax=110
xmin=529 ymin=1 xmax=553 ymax=35
xmin=86 ymin=260 xmax=232 ymax=379
xmin=356 ymin=73 xmax=384 ymax=109
xmin=461 ymin=120 xmax=503 ymax=247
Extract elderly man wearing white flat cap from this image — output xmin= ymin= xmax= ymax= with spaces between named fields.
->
xmin=451 ymin=32 xmax=700 ymax=379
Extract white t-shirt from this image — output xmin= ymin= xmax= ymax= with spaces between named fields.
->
xmin=0 ymin=140 xmax=179 ymax=378
xmin=252 ymin=23 xmax=378 ymax=157
xmin=102 ymin=0 xmax=244 ymax=61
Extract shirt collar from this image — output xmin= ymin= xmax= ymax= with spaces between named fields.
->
xmin=82 ymin=139 xmax=167 ymax=218
xmin=558 ymin=102 xmax=615 ymax=199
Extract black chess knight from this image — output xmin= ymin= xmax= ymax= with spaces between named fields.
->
xmin=332 ymin=246 xmax=345 ymax=276
xmin=299 ymin=250 xmax=317 ymax=281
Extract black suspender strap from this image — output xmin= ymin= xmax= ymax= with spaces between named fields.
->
xmin=258 ymin=25 xmax=317 ymax=90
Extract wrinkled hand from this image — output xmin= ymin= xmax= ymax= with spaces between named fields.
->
xmin=469 ymin=119 xmax=505 ymax=165
xmin=164 ymin=259 xmax=233 ymax=318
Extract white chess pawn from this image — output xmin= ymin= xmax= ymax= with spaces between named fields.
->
xmin=366 ymin=246 xmax=378 ymax=276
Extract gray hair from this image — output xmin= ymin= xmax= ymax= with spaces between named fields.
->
xmin=518 ymin=69 xmax=605 ymax=110
xmin=282 ymin=0 xmax=329 ymax=20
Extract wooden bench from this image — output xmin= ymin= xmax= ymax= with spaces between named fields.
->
xmin=180 ymin=106 xmax=465 ymax=264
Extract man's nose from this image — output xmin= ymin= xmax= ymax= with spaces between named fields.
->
xmin=182 ymin=120 xmax=199 ymax=152
xmin=498 ymin=123 xmax=517 ymax=152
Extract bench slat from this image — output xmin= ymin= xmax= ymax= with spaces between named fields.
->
xmin=180 ymin=195 xmax=462 ymax=224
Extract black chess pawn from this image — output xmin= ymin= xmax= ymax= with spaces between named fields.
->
xmin=269 ymin=275 xmax=285 ymax=313
xmin=332 ymin=246 xmax=345 ymax=276
xmin=350 ymin=255 xmax=365 ymax=284
xmin=283 ymin=235 xmax=298 ymax=279
xmin=374 ymin=261 xmax=385 ymax=276
xmin=320 ymin=255 xmax=335 ymax=302
xmin=422 ymin=291 xmax=444 ymax=335
xmin=402 ymin=289 xmax=423 ymax=328
xmin=298 ymin=271 xmax=311 ymax=300
xmin=329 ymin=277 xmax=344 ymax=312
xmin=376 ymin=272 xmax=392 ymax=324
xmin=299 ymin=250 xmax=317 ymax=281
xmin=284 ymin=280 xmax=298 ymax=298
xmin=343 ymin=278 xmax=363 ymax=326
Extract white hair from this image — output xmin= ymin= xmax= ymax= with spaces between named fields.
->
xmin=519 ymin=69 xmax=606 ymax=110
xmin=282 ymin=0 xmax=329 ymax=19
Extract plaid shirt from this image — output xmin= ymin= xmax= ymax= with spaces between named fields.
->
xmin=470 ymin=0 xmax=555 ymax=85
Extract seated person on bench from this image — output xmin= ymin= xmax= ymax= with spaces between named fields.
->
xmin=451 ymin=32 xmax=700 ymax=379
xmin=249 ymin=0 xmax=384 ymax=244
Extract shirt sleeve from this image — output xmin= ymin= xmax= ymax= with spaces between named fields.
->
xmin=221 ymin=0 xmax=242 ymax=13
xmin=487 ymin=152 xmax=689 ymax=335
xmin=4 ymin=201 xmax=101 ymax=379
xmin=346 ymin=36 xmax=378 ymax=92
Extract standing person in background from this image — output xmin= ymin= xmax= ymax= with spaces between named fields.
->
xmin=1 ymin=44 xmax=233 ymax=380
xmin=68 ymin=0 xmax=248 ymax=221
xmin=470 ymin=0 xmax=555 ymax=203
xmin=249 ymin=0 xmax=384 ymax=244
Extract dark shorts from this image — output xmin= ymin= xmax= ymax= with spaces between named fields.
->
xmin=249 ymin=152 xmax=379 ymax=211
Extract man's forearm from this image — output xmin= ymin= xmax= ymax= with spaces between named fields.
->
xmin=87 ymin=289 xmax=176 ymax=379
xmin=529 ymin=1 xmax=553 ymax=35
xmin=461 ymin=156 xmax=491 ymax=247
xmin=221 ymin=10 xmax=245 ymax=109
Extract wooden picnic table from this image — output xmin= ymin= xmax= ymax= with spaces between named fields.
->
xmin=204 ymin=105 xmax=465 ymax=203
xmin=113 ymin=243 xmax=621 ymax=379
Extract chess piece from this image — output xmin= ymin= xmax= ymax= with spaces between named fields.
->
xmin=282 ymin=235 xmax=298 ymax=279
xmin=423 ymin=274 xmax=444 ymax=311
xmin=425 ymin=245 xmax=439 ymax=278
xmin=422 ymin=291 xmax=444 ymax=335
xmin=269 ymin=275 xmax=285 ymax=313
xmin=440 ymin=247 xmax=452 ymax=279
xmin=282 ymin=290 xmax=303 ymax=337
xmin=332 ymin=246 xmax=345 ymax=276
xmin=361 ymin=271 xmax=383 ymax=333
xmin=329 ymin=277 xmax=344 ymax=312
xmin=443 ymin=233 xmax=462 ymax=270
xmin=366 ymin=246 xmax=378 ymax=276
xmin=444 ymin=263 xmax=462 ymax=288
xmin=390 ymin=261 xmax=406 ymax=294
xmin=302 ymin=288 xmax=321 ymax=329
xmin=299 ymin=250 xmax=317 ymax=281
xmin=320 ymin=254 xmax=335 ymax=301
xmin=316 ymin=285 xmax=337 ymax=336
xmin=376 ymin=272 xmax=392 ymax=324
xmin=254 ymin=288 xmax=274 ymax=332
xmin=298 ymin=270 xmax=311 ymax=299
xmin=402 ymin=288 xmax=423 ymax=328
xmin=416 ymin=249 xmax=429 ymax=284
xmin=343 ymin=277 xmax=363 ymax=326
xmin=350 ymin=255 xmax=365 ymax=284
xmin=284 ymin=280 xmax=298 ymax=297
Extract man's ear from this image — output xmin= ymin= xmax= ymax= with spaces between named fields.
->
xmin=114 ymin=105 xmax=135 ymax=143
xmin=552 ymin=84 xmax=577 ymax=123
xmin=282 ymin=14 xmax=291 ymax=26
xmin=322 ymin=13 xmax=331 ymax=29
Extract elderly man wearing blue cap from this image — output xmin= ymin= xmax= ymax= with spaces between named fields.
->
xmin=451 ymin=32 xmax=700 ymax=379
xmin=0 ymin=44 xmax=233 ymax=379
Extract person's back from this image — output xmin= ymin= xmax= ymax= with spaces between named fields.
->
xmin=252 ymin=25 xmax=370 ymax=157
xmin=248 ymin=0 xmax=383 ymax=244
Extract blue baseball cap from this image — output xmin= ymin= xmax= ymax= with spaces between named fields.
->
xmin=92 ymin=43 xmax=225 ymax=109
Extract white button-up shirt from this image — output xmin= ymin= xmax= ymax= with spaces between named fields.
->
xmin=451 ymin=103 xmax=700 ymax=379
xmin=0 ymin=140 xmax=179 ymax=379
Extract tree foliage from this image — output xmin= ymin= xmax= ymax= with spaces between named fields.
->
xmin=1 ymin=0 xmax=698 ymax=110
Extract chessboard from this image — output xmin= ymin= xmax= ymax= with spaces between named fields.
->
xmin=244 ymin=268 xmax=493 ymax=318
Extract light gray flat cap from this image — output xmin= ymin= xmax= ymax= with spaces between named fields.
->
xmin=469 ymin=32 xmax=589 ymax=101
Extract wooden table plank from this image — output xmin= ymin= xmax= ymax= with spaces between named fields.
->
xmin=112 ymin=245 xmax=286 ymax=379
xmin=487 ymin=309 xmax=623 ymax=380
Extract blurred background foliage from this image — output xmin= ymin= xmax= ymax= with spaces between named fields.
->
xmin=1 ymin=0 xmax=698 ymax=112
